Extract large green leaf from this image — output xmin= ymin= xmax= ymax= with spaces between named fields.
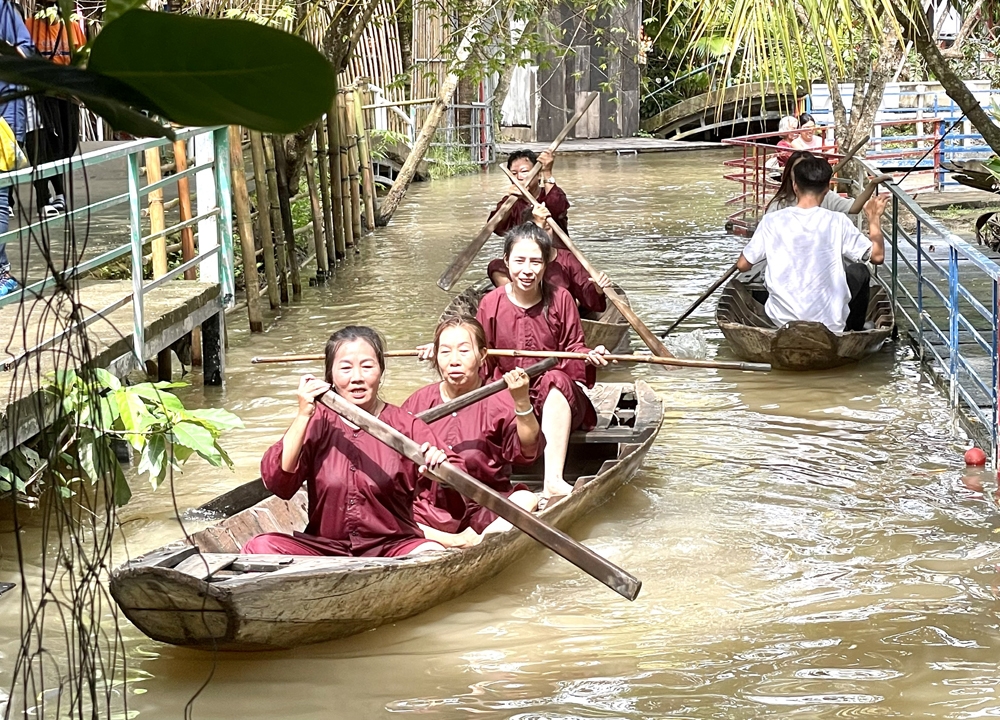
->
xmin=88 ymin=11 xmax=338 ymax=133
xmin=188 ymin=407 xmax=245 ymax=432
xmin=103 ymin=0 xmax=147 ymax=25
xmin=171 ymin=422 xmax=222 ymax=466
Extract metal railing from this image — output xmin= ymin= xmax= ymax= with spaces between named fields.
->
xmin=0 ymin=126 xmax=234 ymax=370
xmin=880 ymin=169 xmax=1000 ymax=457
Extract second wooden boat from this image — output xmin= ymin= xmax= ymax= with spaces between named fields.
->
xmin=716 ymin=278 xmax=894 ymax=370
xmin=445 ymin=279 xmax=631 ymax=352
xmin=110 ymin=381 xmax=662 ymax=651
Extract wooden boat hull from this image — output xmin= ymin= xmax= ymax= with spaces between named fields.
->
xmin=445 ymin=279 xmax=631 ymax=353
xmin=110 ymin=382 xmax=662 ymax=650
xmin=716 ymin=278 xmax=894 ymax=370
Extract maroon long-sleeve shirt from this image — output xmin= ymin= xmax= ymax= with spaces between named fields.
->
xmin=260 ymin=403 xmax=466 ymax=557
xmin=489 ymin=184 xmax=570 ymax=241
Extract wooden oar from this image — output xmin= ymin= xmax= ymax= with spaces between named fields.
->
xmin=317 ymin=390 xmax=642 ymax=601
xmin=847 ymin=175 xmax=892 ymax=215
xmin=437 ymin=92 xmax=599 ymax=291
xmin=500 ymin=166 xmax=675 ymax=359
xmin=250 ymin=349 xmax=770 ymax=372
xmin=661 ymin=138 xmax=875 ymax=338
xmin=419 ymin=357 xmax=558 ymax=423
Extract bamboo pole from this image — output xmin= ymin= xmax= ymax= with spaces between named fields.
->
xmin=352 ymin=87 xmax=377 ymax=231
xmin=326 ymin=105 xmax=347 ymax=258
xmin=337 ymin=93 xmax=356 ymax=249
xmin=344 ymin=91 xmax=364 ymax=240
xmin=172 ymin=138 xmax=201 ymax=366
xmin=228 ymin=127 xmax=264 ymax=332
xmin=315 ymin=121 xmax=337 ymax=266
xmin=249 ymin=131 xmax=280 ymax=309
xmin=271 ymin=136 xmax=302 ymax=298
xmin=262 ymin=135 xmax=290 ymax=303
xmin=144 ymin=147 xmax=168 ymax=278
xmin=304 ymin=142 xmax=329 ymax=280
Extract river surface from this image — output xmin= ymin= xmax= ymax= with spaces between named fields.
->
xmin=3 ymin=150 xmax=1000 ymax=718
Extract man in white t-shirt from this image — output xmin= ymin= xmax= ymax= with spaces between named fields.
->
xmin=736 ymin=154 xmax=888 ymax=333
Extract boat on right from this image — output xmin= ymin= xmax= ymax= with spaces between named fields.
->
xmin=715 ymin=277 xmax=895 ymax=371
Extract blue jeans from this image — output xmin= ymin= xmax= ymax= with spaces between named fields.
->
xmin=0 ymin=96 xmax=25 ymax=274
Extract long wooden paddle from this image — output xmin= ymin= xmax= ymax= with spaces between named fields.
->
xmin=317 ymin=390 xmax=642 ymax=601
xmin=250 ymin=349 xmax=770 ymax=372
xmin=661 ymin=138 xmax=875 ymax=338
xmin=500 ymin=166 xmax=675 ymax=359
xmin=847 ymin=175 xmax=892 ymax=215
xmin=437 ymin=92 xmax=600 ymax=291
xmin=196 ymin=359 xmax=559 ymax=518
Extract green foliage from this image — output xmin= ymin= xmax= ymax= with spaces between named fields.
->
xmin=0 ymin=8 xmax=338 ymax=139
xmin=427 ymin=140 xmax=478 ymax=178
xmin=0 ymin=369 xmax=243 ymax=507
xmin=369 ymin=128 xmax=411 ymax=161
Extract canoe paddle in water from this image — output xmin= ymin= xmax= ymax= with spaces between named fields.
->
xmin=437 ymin=92 xmax=599 ymax=291
xmin=250 ymin=350 xmax=770 ymax=372
xmin=500 ymin=165 xmax=676 ymax=359
xmin=317 ymin=389 xmax=643 ymax=601
xmin=661 ymin=138 xmax=883 ymax=338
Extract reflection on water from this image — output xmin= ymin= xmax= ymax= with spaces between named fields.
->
xmin=4 ymin=150 xmax=1000 ymax=718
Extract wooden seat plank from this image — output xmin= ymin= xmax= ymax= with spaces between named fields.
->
xmin=173 ymin=553 xmax=238 ymax=580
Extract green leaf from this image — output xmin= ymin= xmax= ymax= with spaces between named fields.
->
xmin=82 ymin=95 xmax=175 ymax=140
xmin=88 ymin=11 xmax=338 ymax=133
xmin=170 ymin=421 xmax=220 ymax=464
xmin=103 ymin=0 xmax=147 ymax=25
xmin=137 ymin=433 xmax=166 ymax=488
xmin=93 ymin=368 xmax=122 ymax=391
xmin=188 ymin=408 xmax=245 ymax=432
xmin=129 ymin=383 xmax=185 ymax=411
xmin=111 ymin=458 xmax=131 ymax=506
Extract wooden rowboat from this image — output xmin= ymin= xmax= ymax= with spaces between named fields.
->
xmin=716 ymin=278 xmax=894 ymax=371
xmin=110 ymin=381 xmax=662 ymax=651
xmin=445 ymin=279 xmax=632 ymax=353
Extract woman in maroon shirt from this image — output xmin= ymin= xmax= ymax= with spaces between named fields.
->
xmin=403 ymin=316 xmax=542 ymax=547
xmin=476 ymin=223 xmax=610 ymax=501
xmin=243 ymin=326 xmax=463 ymax=558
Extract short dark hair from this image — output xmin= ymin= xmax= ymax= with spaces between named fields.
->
xmin=798 ymin=112 xmax=816 ymax=126
xmin=506 ymin=149 xmax=538 ymax=169
xmin=792 ymin=154 xmax=832 ymax=195
xmin=324 ymin=326 xmax=386 ymax=384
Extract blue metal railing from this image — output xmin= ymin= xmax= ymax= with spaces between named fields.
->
xmin=879 ymin=164 xmax=1000 ymax=457
xmin=0 ymin=127 xmax=235 ymax=370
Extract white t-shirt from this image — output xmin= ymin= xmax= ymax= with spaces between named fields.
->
xmin=742 ymin=206 xmax=872 ymax=332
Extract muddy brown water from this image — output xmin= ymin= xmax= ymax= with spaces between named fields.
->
xmin=2 ymin=150 xmax=999 ymax=718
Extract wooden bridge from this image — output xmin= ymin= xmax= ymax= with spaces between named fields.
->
xmin=640 ymin=83 xmax=802 ymax=141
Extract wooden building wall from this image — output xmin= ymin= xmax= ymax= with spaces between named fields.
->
xmin=532 ymin=0 xmax=640 ymax=141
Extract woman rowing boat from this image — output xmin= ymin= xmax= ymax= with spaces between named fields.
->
xmin=402 ymin=315 xmax=542 ymax=548
xmin=476 ymin=223 xmax=610 ymax=501
xmin=243 ymin=326 xmax=464 ymax=558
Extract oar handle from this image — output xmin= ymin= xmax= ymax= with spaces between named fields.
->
xmin=661 ymin=263 xmax=739 ymax=337
xmin=418 ymin=357 xmax=558 ymax=423
xmin=485 ymin=348 xmax=770 ymax=372
xmin=847 ymin=175 xmax=892 ymax=215
xmin=499 ymin=166 xmax=675 ymax=360
xmin=436 ymin=92 xmax=599 ymax=291
xmin=316 ymin=390 xmax=642 ymax=601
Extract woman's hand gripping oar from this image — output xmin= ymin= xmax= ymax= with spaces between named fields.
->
xmin=437 ymin=92 xmax=599 ymax=291
xmin=500 ymin=165 xmax=675 ymax=359
xmin=317 ymin=390 xmax=643 ymax=601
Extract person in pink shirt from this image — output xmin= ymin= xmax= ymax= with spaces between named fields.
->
xmin=243 ymin=326 xmax=464 ymax=558
xmin=403 ymin=315 xmax=542 ymax=547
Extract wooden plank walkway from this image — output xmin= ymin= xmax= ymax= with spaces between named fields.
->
xmin=497 ymin=138 xmax=724 ymax=156
xmin=0 ymin=280 xmax=222 ymax=456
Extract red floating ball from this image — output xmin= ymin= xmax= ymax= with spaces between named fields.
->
xmin=965 ymin=447 xmax=987 ymax=466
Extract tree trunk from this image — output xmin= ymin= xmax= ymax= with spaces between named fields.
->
xmin=897 ymin=6 xmax=1000 ymax=155
xmin=376 ymin=6 xmax=487 ymax=226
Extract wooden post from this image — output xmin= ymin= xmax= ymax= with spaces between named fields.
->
xmin=352 ymin=87 xmax=377 ymax=231
xmin=315 ymin=122 xmax=337 ymax=266
xmin=262 ymin=135 xmax=290 ymax=302
xmin=326 ymin=105 xmax=347 ymax=258
xmin=304 ymin=142 xmax=329 ymax=280
xmin=172 ymin=138 xmax=201 ymax=365
xmin=249 ymin=131 xmax=280 ymax=309
xmin=202 ymin=310 xmax=225 ymax=387
xmin=271 ymin=136 xmax=302 ymax=298
xmin=337 ymin=94 xmax=355 ymax=249
xmin=344 ymin=92 xmax=364 ymax=242
xmin=228 ymin=126 xmax=264 ymax=332
xmin=143 ymin=146 xmax=172 ymax=380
